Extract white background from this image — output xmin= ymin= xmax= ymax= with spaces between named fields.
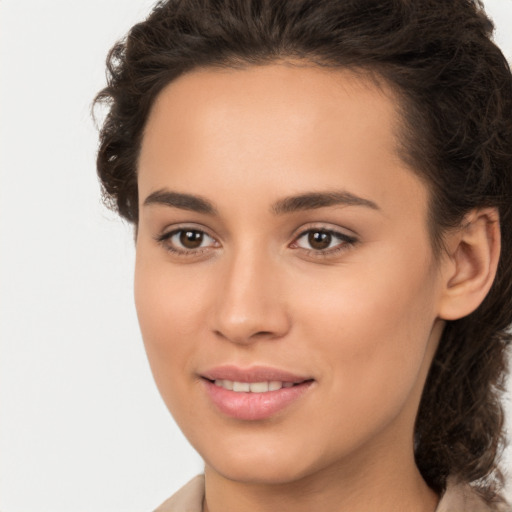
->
xmin=1 ymin=1 xmax=511 ymax=510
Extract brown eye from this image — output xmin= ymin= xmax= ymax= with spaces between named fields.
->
xmin=179 ymin=230 xmax=204 ymax=249
xmin=157 ymin=228 xmax=218 ymax=254
xmin=308 ymin=231 xmax=332 ymax=250
xmin=293 ymin=228 xmax=357 ymax=254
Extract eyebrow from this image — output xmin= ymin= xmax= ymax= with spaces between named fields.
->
xmin=271 ymin=191 xmax=379 ymax=214
xmin=143 ymin=189 xmax=379 ymax=215
xmin=143 ymin=189 xmax=217 ymax=215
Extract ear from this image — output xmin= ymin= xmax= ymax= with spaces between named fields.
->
xmin=438 ymin=208 xmax=501 ymax=321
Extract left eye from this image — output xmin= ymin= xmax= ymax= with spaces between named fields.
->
xmin=161 ymin=229 xmax=217 ymax=251
xmin=294 ymin=229 xmax=354 ymax=251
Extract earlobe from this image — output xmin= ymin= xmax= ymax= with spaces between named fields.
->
xmin=438 ymin=208 xmax=501 ymax=321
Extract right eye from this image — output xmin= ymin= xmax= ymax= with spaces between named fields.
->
xmin=156 ymin=228 xmax=219 ymax=255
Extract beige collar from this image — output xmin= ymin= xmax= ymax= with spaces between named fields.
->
xmin=154 ymin=474 xmax=507 ymax=512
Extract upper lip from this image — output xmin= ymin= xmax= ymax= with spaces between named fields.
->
xmin=200 ymin=365 xmax=313 ymax=383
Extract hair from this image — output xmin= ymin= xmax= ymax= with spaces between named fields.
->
xmin=94 ymin=0 xmax=512 ymax=506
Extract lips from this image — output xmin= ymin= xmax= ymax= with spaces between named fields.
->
xmin=200 ymin=365 xmax=314 ymax=421
xmin=212 ymin=380 xmax=295 ymax=392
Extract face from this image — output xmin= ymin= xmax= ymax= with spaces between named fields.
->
xmin=135 ymin=63 xmax=447 ymax=485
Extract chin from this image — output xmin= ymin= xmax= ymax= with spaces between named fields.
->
xmin=200 ymin=436 xmax=326 ymax=485
xmin=210 ymin=459 xmax=312 ymax=486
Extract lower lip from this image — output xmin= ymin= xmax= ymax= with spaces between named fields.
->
xmin=202 ymin=379 xmax=314 ymax=421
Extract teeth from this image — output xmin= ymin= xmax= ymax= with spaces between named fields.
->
xmin=214 ymin=379 xmax=233 ymax=390
xmin=213 ymin=380 xmax=297 ymax=392
xmin=233 ymin=382 xmax=250 ymax=392
xmin=250 ymin=382 xmax=269 ymax=393
xmin=269 ymin=381 xmax=283 ymax=391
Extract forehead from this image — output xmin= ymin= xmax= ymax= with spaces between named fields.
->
xmin=142 ymin=63 xmax=400 ymax=165
xmin=138 ymin=63 xmax=428 ymax=222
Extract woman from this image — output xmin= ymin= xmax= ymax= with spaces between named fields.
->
xmin=94 ymin=0 xmax=512 ymax=510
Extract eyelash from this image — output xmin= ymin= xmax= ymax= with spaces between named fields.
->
xmin=291 ymin=228 xmax=358 ymax=258
xmin=155 ymin=227 xmax=218 ymax=257
xmin=155 ymin=226 xmax=358 ymax=258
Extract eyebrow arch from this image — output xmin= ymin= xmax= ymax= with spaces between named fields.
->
xmin=143 ymin=189 xmax=217 ymax=215
xmin=271 ymin=191 xmax=379 ymax=215
xmin=143 ymin=189 xmax=378 ymax=216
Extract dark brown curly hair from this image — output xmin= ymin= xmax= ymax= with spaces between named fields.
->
xmin=94 ymin=0 xmax=512 ymax=506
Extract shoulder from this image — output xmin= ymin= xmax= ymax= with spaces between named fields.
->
xmin=153 ymin=475 xmax=205 ymax=512
xmin=436 ymin=478 xmax=511 ymax=512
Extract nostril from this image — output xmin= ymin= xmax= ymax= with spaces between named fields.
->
xmin=252 ymin=330 xmax=274 ymax=338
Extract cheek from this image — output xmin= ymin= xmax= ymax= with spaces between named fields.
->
xmin=292 ymin=253 xmax=439 ymax=427
xmin=134 ymin=252 xmax=209 ymax=397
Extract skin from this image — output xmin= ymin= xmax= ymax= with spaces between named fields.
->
xmin=134 ymin=63 xmax=499 ymax=512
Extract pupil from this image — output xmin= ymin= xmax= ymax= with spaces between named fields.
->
xmin=308 ymin=231 xmax=331 ymax=250
xmin=180 ymin=230 xmax=203 ymax=249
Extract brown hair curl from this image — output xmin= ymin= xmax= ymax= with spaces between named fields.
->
xmin=94 ymin=0 xmax=512 ymax=505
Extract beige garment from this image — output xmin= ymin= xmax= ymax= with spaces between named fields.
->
xmin=153 ymin=474 xmax=509 ymax=512
xmin=154 ymin=475 xmax=204 ymax=512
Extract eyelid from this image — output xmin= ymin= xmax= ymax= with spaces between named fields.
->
xmin=290 ymin=224 xmax=358 ymax=256
xmin=154 ymin=223 xmax=220 ymax=256
xmin=291 ymin=222 xmax=358 ymax=241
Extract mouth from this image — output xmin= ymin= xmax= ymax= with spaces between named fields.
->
xmin=199 ymin=366 xmax=315 ymax=421
xmin=206 ymin=379 xmax=302 ymax=392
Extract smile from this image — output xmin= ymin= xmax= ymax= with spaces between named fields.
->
xmin=200 ymin=366 xmax=315 ymax=420
xmin=212 ymin=380 xmax=296 ymax=392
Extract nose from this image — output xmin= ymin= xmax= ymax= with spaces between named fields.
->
xmin=210 ymin=247 xmax=291 ymax=345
